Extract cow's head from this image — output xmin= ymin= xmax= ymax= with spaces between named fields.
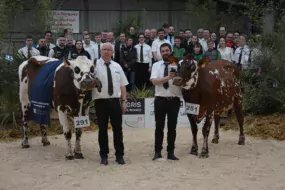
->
xmin=63 ymin=56 xmax=99 ymax=91
xmin=173 ymin=55 xmax=210 ymax=90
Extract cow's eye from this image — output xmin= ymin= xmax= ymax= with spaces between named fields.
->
xmin=90 ymin=66 xmax=94 ymax=73
xmin=74 ymin=66 xmax=80 ymax=74
xmin=190 ymin=64 xmax=196 ymax=71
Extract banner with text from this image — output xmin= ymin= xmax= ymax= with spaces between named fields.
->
xmin=122 ymin=98 xmax=214 ymax=128
xmin=51 ymin=10 xmax=79 ymax=33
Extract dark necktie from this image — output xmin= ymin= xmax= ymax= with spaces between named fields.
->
xmin=105 ymin=62 xmax=113 ymax=96
xmin=98 ymin=44 xmax=101 ymax=58
xmin=237 ymin=48 xmax=243 ymax=70
xmin=140 ymin=45 xmax=143 ymax=62
xmin=163 ymin=62 xmax=170 ymax=89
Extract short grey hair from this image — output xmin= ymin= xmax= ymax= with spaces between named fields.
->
xmin=101 ymin=42 xmax=114 ymax=50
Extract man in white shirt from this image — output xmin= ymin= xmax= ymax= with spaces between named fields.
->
xmin=151 ymin=28 xmax=171 ymax=62
xmin=150 ymin=43 xmax=182 ymax=161
xmin=199 ymin=29 xmax=210 ymax=52
xmin=92 ymin=42 xmax=128 ymax=165
xmin=233 ymin=34 xmax=250 ymax=70
xmin=92 ymin=32 xmax=103 ymax=60
xmin=135 ymin=33 xmax=153 ymax=89
xmin=83 ymin=34 xmax=96 ymax=61
xmin=18 ymin=36 xmax=40 ymax=59
xmin=44 ymin=31 xmax=56 ymax=49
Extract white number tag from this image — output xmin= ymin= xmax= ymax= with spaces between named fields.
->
xmin=74 ymin=116 xmax=90 ymax=128
xmin=185 ymin=103 xmax=200 ymax=115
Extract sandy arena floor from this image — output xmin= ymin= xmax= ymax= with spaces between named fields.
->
xmin=0 ymin=127 xmax=285 ymax=190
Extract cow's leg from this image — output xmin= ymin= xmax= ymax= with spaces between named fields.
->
xmin=234 ymin=100 xmax=245 ymax=145
xmin=40 ymin=124 xmax=50 ymax=146
xmin=211 ymin=114 xmax=220 ymax=144
xmin=200 ymin=113 xmax=214 ymax=158
xmin=187 ymin=115 xmax=198 ymax=156
xmin=58 ymin=110 xmax=74 ymax=160
xmin=21 ymin=104 xmax=30 ymax=148
xmin=74 ymin=128 xmax=84 ymax=159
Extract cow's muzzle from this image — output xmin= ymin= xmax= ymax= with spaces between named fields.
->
xmin=172 ymin=76 xmax=184 ymax=86
xmin=81 ymin=78 xmax=94 ymax=90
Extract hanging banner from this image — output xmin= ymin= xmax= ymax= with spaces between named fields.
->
xmin=51 ymin=10 xmax=79 ymax=33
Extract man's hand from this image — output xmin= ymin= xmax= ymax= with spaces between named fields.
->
xmin=169 ymin=71 xmax=176 ymax=79
xmin=122 ymin=101 xmax=127 ymax=114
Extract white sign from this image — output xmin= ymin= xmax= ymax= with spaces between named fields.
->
xmin=51 ymin=10 xmax=79 ymax=33
xmin=74 ymin=116 xmax=90 ymax=128
xmin=185 ymin=102 xmax=200 ymax=115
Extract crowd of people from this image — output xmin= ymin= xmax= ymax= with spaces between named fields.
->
xmin=17 ymin=24 xmax=251 ymax=92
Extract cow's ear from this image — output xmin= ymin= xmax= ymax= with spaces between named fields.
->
xmin=93 ymin=58 xmax=97 ymax=67
xmin=63 ymin=57 xmax=71 ymax=67
xmin=198 ymin=58 xmax=210 ymax=68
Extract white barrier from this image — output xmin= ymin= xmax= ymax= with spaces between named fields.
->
xmin=122 ymin=98 xmax=215 ymax=128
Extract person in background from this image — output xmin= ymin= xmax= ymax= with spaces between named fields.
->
xmin=226 ymin=33 xmax=235 ymax=49
xmin=120 ymin=37 xmax=137 ymax=92
xmin=70 ymin=40 xmax=91 ymax=60
xmin=204 ymin=40 xmax=221 ymax=62
xmin=44 ymin=30 xmax=55 ymax=49
xmin=233 ymin=31 xmax=240 ymax=41
xmin=83 ymin=34 xmax=96 ymax=61
xmin=37 ymin=36 xmax=53 ymax=57
xmin=101 ymin=29 xmax=108 ymax=43
xmin=179 ymin=29 xmax=185 ymax=40
xmin=218 ymin=37 xmax=233 ymax=62
xmin=129 ymin=26 xmax=138 ymax=44
xmin=173 ymin=36 xmax=186 ymax=60
xmin=197 ymin=28 xmax=204 ymax=41
xmin=91 ymin=42 xmax=128 ymax=165
xmin=18 ymin=36 xmax=40 ymax=58
xmin=144 ymin=29 xmax=153 ymax=46
xmin=165 ymin=25 xmax=175 ymax=47
xmin=134 ymin=33 xmax=152 ymax=89
xmin=219 ymin=26 xmax=227 ymax=39
xmin=93 ymin=32 xmax=103 ymax=60
xmin=151 ymin=28 xmax=171 ymax=62
xmin=191 ymin=35 xmax=198 ymax=44
xmin=210 ymin=32 xmax=218 ymax=48
xmin=150 ymin=29 xmax=157 ymax=40
xmin=233 ymin=34 xmax=250 ymax=70
xmin=52 ymin=35 xmax=69 ymax=60
xmin=114 ymin=32 xmax=126 ymax=63
xmin=182 ymin=29 xmax=193 ymax=55
xmin=192 ymin=42 xmax=204 ymax=61
xmin=65 ymin=35 xmax=75 ymax=59
xmin=199 ymin=29 xmax=210 ymax=52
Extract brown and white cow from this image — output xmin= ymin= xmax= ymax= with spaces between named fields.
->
xmin=18 ymin=55 xmax=101 ymax=160
xmin=172 ymin=55 xmax=245 ymax=158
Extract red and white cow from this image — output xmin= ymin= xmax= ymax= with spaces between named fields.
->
xmin=173 ymin=56 xmax=245 ymax=158
xmin=18 ymin=55 xmax=101 ymax=160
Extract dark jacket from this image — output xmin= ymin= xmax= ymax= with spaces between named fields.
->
xmin=182 ymin=39 xmax=194 ymax=55
xmin=37 ymin=46 xmax=50 ymax=57
xmin=70 ymin=49 xmax=91 ymax=60
xmin=114 ymin=42 xmax=123 ymax=63
xmin=53 ymin=46 xmax=69 ymax=60
xmin=120 ymin=45 xmax=137 ymax=72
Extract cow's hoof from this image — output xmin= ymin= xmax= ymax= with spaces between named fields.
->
xmin=74 ymin=152 xmax=84 ymax=159
xmin=65 ymin=155 xmax=74 ymax=160
xmin=42 ymin=140 xmax=51 ymax=146
xmin=238 ymin=136 xmax=245 ymax=145
xmin=211 ymin=138 xmax=219 ymax=144
xmin=21 ymin=144 xmax=30 ymax=149
xmin=199 ymin=149 xmax=209 ymax=158
xmin=190 ymin=146 xmax=198 ymax=156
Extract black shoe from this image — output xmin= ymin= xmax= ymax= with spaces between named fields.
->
xmin=152 ymin=152 xmax=162 ymax=161
xmin=100 ymin=157 xmax=108 ymax=165
xmin=167 ymin=153 xmax=179 ymax=160
xmin=116 ymin=157 xmax=126 ymax=165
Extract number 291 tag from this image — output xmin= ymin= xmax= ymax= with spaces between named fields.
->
xmin=74 ymin=116 xmax=90 ymax=128
xmin=185 ymin=103 xmax=200 ymax=115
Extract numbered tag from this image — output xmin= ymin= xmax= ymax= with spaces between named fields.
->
xmin=185 ymin=103 xmax=200 ymax=115
xmin=74 ymin=116 xmax=90 ymax=128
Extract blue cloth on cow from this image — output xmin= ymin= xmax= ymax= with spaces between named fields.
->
xmin=29 ymin=60 xmax=63 ymax=125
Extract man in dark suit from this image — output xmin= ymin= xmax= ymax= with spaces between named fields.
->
xmin=114 ymin=32 xmax=126 ymax=64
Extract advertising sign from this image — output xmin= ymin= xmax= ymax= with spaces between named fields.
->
xmin=123 ymin=98 xmax=145 ymax=128
xmin=51 ymin=10 xmax=79 ymax=33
